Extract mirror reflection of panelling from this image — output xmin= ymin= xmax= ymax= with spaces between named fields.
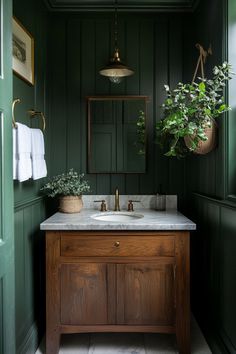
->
xmin=87 ymin=96 xmax=148 ymax=173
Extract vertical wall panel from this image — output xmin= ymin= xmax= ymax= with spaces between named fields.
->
xmin=0 ymin=112 xmax=3 ymax=242
xmin=81 ymin=19 xmax=97 ymax=192
xmin=168 ymin=18 xmax=186 ymax=206
xmin=0 ymin=0 xmax=2 ymax=79
xmin=227 ymin=0 xmax=236 ymax=198
xmin=154 ymin=19 xmax=169 ymax=194
xmin=14 ymin=209 xmax=25 ymax=348
xmin=220 ymin=207 xmax=236 ymax=352
xmin=139 ymin=20 xmax=155 ymax=194
xmin=67 ymin=19 xmax=82 ymax=172
xmin=0 ymin=278 xmax=3 ymax=354
xmin=49 ymin=14 xmax=185 ymax=197
xmin=48 ymin=18 xmax=67 ymax=176
xmin=125 ymin=19 xmax=140 ymax=194
xmin=14 ymin=200 xmax=46 ymax=353
xmin=95 ymin=20 xmax=111 ymax=194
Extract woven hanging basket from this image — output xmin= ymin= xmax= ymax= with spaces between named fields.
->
xmin=59 ymin=195 xmax=83 ymax=213
xmin=184 ymin=119 xmax=217 ymax=155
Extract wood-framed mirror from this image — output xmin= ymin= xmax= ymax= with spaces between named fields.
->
xmin=87 ymin=96 xmax=148 ymax=173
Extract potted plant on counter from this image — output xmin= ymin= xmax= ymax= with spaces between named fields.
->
xmin=41 ymin=169 xmax=90 ymax=213
xmin=156 ymin=62 xmax=233 ymax=158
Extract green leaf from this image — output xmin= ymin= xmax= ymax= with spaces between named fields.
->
xmin=219 ymin=104 xmax=226 ymax=112
xmin=199 ymin=82 xmax=206 ymax=92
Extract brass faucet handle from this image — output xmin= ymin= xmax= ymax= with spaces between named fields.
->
xmin=127 ymin=200 xmax=140 ymax=212
xmin=94 ymin=200 xmax=107 ymax=212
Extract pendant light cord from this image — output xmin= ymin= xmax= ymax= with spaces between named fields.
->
xmin=114 ymin=0 xmax=118 ymax=50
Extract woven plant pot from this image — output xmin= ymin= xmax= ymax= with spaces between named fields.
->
xmin=184 ymin=119 xmax=217 ymax=155
xmin=59 ymin=195 xmax=83 ymax=213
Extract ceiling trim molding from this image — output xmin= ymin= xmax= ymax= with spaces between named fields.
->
xmin=44 ymin=0 xmax=200 ymax=12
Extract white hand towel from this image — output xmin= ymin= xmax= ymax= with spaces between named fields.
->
xmin=15 ymin=123 xmax=32 ymax=182
xmin=13 ymin=127 xmax=17 ymax=180
xmin=31 ymin=128 xmax=47 ymax=180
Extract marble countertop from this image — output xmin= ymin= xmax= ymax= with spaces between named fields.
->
xmin=40 ymin=209 xmax=196 ymax=231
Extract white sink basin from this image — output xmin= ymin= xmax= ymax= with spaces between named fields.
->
xmin=91 ymin=212 xmax=144 ymax=222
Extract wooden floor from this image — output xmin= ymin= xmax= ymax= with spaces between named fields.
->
xmin=36 ymin=318 xmax=211 ymax=354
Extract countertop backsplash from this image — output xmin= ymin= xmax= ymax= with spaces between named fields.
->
xmin=82 ymin=195 xmax=177 ymax=211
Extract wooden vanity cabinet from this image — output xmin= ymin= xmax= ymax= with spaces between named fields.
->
xmin=46 ymin=231 xmax=190 ymax=354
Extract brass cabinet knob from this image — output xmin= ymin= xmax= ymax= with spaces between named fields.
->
xmin=114 ymin=241 xmax=120 ymax=247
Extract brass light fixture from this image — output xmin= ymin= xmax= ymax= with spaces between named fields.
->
xmin=99 ymin=0 xmax=134 ymax=84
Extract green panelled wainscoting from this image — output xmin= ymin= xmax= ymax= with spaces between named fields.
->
xmin=48 ymin=12 xmax=186 ymax=202
xmin=191 ymin=195 xmax=236 ymax=354
xmin=13 ymin=0 xmax=49 ymax=353
xmin=184 ymin=0 xmax=236 ymax=353
xmin=0 ymin=0 xmax=15 ymax=353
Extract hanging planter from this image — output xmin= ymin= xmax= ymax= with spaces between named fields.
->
xmin=156 ymin=44 xmax=232 ymax=158
xmin=184 ymin=119 xmax=217 ymax=155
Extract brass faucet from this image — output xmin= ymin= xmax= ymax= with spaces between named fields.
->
xmin=114 ymin=187 xmax=120 ymax=211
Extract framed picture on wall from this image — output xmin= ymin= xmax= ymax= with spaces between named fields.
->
xmin=12 ymin=17 xmax=34 ymax=85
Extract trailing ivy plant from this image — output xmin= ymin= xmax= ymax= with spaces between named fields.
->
xmin=156 ymin=62 xmax=233 ymax=158
xmin=41 ymin=169 xmax=90 ymax=197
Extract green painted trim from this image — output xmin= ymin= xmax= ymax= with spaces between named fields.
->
xmin=17 ymin=322 xmax=39 ymax=354
xmin=223 ymin=0 xmax=229 ymax=200
xmin=14 ymin=196 xmax=44 ymax=211
xmin=194 ymin=192 xmax=236 ymax=210
xmin=44 ymin=0 xmax=198 ymax=12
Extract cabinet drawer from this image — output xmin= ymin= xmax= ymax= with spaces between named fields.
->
xmin=60 ymin=234 xmax=175 ymax=257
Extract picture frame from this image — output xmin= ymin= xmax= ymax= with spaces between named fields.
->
xmin=12 ymin=17 xmax=34 ymax=85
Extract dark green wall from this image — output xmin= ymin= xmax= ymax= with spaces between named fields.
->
xmin=13 ymin=0 xmax=49 ymax=353
xmin=185 ymin=0 xmax=236 ymax=353
xmin=48 ymin=13 xmax=187 ymax=203
xmin=11 ymin=2 xmax=236 ymax=354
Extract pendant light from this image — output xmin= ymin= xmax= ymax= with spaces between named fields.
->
xmin=99 ymin=0 xmax=134 ymax=84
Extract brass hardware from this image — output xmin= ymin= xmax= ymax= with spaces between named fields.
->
xmin=127 ymin=200 xmax=134 ymax=212
xmin=114 ymin=187 xmax=120 ymax=211
xmin=28 ymin=109 xmax=46 ymax=131
xmin=114 ymin=241 xmax=120 ymax=247
xmin=12 ymin=100 xmax=46 ymax=132
xmin=12 ymin=98 xmax=21 ymax=128
xmin=127 ymin=200 xmax=140 ymax=212
xmin=94 ymin=200 xmax=107 ymax=212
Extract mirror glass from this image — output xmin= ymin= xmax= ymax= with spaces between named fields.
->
xmin=87 ymin=96 xmax=147 ymax=173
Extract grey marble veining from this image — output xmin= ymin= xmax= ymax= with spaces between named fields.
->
xmin=40 ymin=208 xmax=196 ymax=231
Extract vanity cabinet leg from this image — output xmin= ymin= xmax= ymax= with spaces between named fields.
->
xmin=176 ymin=325 xmax=190 ymax=354
xmin=175 ymin=232 xmax=190 ymax=354
xmin=46 ymin=330 xmax=60 ymax=354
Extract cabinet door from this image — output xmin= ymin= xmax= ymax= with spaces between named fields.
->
xmin=117 ymin=262 xmax=175 ymax=326
xmin=60 ymin=263 xmax=115 ymax=325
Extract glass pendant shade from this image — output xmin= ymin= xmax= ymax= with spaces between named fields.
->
xmin=99 ymin=49 xmax=134 ymax=84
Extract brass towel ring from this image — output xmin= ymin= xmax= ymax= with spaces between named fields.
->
xmin=28 ymin=110 xmax=46 ymax=132
xmin=12 ymin=98 xmax=21 ymax=128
